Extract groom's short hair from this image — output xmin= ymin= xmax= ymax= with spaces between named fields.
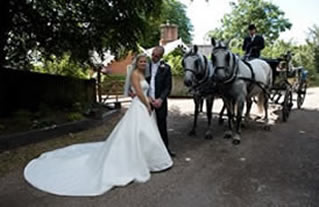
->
xmin=155 ymin=46 xmax=165 ymax=56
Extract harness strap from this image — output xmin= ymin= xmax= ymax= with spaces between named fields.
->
xmin=237 ymin=77 xmax=270 ymax=98
xmin=242 ymin=60 xmax=255 ymax=91
xmin=242 ymin=60 xmax=255 ymax=80
xmin=234 ymin=58 xmax=270 ymax=97
xmin=191 ymin=56 xmax=210 ymax=90
xmin=223 ymin=54 xmax=239 ymax=84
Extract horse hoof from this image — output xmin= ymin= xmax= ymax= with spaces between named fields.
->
xmin=241 ymin=123 xmax=247 ymax=128
xmin=188 ymin=131 xmax=196 ymax=136
xmin=264 ymin=125 xmax=271 ymax=131
xmin=232 ymin=139 xmax=241 ymax=145
xmin=254 ymin=116 xmax=262 ymax=121
xmin=205 ymin=134 xmax=213 ymax=140
xmin=224 ymin=132 xmax=232 ymax=139
xmin=218 ymin=118 xmax=224 ymax=125
xmin=245 ymin=116 xmax=253 ymax=121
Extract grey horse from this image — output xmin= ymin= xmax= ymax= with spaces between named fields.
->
xmin=211 ymin=39 xmax=272 ymax=144
xmin=182 ymin=45 xmax=225 ymax=139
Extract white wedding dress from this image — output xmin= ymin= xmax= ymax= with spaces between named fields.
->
xmin=24 ymin=80 xmax=173 ymax=196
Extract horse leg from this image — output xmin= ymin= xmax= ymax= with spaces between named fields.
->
xmin=189 ymin=96 xmax=200 ymax=136
xmin=224 ymin=100 xmax=233 ymax=139
xmin=205 ymin=95 xmax=213 ymax=139
xmin=199 ymin=98 xmax=204 ymax=113
xmin=263 ymin=93 xmax=271 ymax=131
xmin=233 ymin=98 xmax=245 ymax=145
xmin=218 ymin=102 xmax=226 ymax=125
xmin=245 ymin=98 xmax=253 ymax=121
xmin=263 ymin=93 xmax=269 ymax=121
xmin=242 ymin=97 xmax=253 ymax=129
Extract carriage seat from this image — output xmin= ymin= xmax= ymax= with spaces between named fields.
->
xmin=260 ymin=58 xmax=281 ymax=71
xmin=260 ymin=58 xmax=282 ymax=85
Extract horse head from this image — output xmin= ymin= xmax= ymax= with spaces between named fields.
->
xmin=182 ymin=45 xmax=208 ymax=88
xmin=211 ymin=38 xmax=236 ymax=83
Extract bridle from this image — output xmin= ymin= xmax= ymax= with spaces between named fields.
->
xmin=212 ymin=46 xmax=239 ymax=84
xmin=183 ymin=53 xmax=210 ymax=90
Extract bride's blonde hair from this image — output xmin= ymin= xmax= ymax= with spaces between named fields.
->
xmin=123 ymin=53 xmax=148 ymax=96
xmin=131 ymin=53 xmax=148 ymax=70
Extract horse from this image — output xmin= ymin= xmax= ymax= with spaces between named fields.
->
xmin=182 ymin=45 xmax=225 ymax=139
xmin=210 ymin=38 xmax=273 ymax=144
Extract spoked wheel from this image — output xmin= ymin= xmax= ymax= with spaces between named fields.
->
xmin=282 ymin=88 xmax=293 ymax=122
xmin=297 ymin=81 xmax=307 ymax=109
xmin=270 ymin=90 xmax=282 ymax=104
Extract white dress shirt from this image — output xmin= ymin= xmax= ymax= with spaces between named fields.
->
xmin=149 ymin=61 xmax=160 ymax=99
xmin=250 ymin=34 xmax=256 ymax=42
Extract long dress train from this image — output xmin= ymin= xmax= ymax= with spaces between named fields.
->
xmin=24 ymin=80 xmax=173 ymax=196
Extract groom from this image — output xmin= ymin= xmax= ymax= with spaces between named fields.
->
xmin=145 ymin=46 xmax=175 ymax=157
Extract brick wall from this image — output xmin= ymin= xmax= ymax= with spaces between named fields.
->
xmin=107 ymin=53 xmax=134 ymax=75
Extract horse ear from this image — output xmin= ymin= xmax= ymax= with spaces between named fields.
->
xmin=178 ymin=45 xmax=187 ymax=54
xmin=193 ymin=45 xmax=198 ymax=53
xmin=211 ymin=37 xmax=216 ymax=47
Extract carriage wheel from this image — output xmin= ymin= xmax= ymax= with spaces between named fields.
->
xmin=282 ymin=89 xmax=293 ymax=122
xmin=297 ymin=81 xmax=307 ymax=109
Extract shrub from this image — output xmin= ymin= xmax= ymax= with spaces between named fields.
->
xmin=163 ymin=48 xmax=184 ymax=76
xmin=67 ymin=112 xmax=84 ymax=121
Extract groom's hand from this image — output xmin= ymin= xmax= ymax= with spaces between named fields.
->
xmin=152 ymin=98 xmax=163 ymax=108
xmin=129 ymin=91 xmax=136 ymax=98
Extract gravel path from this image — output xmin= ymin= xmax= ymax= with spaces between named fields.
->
xmin=0 ymin=88 xmax=319 ymax=207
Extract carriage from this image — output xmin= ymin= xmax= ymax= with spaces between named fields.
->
xmin=263 ymin=51 xmax=308 ymax=122
xmin=182 ymin=41 xmax=309 ymax=144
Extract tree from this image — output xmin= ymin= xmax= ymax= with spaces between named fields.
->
xmin=163 ymin=48 xmax=184 ymax=76
xmin=262 ymin=35 xmax=318 ymax=85
xmin=307 ymin=25 xmax=319 ymax=73
xmin=0 ymin=0 xmax=162 ymax=69
xmin=140 ymin=0 xmax=193 ymax=49
xmin=160 ymin=0 xmax=193 ymax=44
xmin=32 ymin=53 xmax=90 ymax=79
xmin=208 ymin=0 xmax=292 ymax=47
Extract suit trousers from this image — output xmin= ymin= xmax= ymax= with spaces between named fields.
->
xmin=154 ymin=105 xmax=169 ymax=148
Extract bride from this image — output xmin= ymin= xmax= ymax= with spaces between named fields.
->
xmin=24 ymin=53 xmax=173 ymax=196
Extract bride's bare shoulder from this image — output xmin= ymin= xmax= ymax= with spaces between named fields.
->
xmin=131 ymin=70 xmax=142 ymax=86
xmin=131 ymin=70 xmax=143 ymax=81
xmin=131 ymin=70 xmax=138 ymax=79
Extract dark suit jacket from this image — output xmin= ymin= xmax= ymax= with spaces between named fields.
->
xmin=242 ymin=34 xmax=265 ymax=58
xmin=145 ymin=60 xmax=172 ymax=118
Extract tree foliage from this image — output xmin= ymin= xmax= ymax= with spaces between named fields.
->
xmin=163 ymin=48 xmax=184 ymax=76
xmin=32 ymin=53 xmax=90 ymax=79
xmin=262 ymin=36 xmax=318 ymax=85
xmin=208 ymin=0 xmax=292 ymax=45
xmin=0 ymin=0 xmax=162 ymax=69
xmin=307 ymin=25 xmax=319 ymax=73
xmin=140 ymin=0 xmax=193 ymax=49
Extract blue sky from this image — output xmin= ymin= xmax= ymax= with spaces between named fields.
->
xmin=178 ymin=0 xmax=319 ymax=44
